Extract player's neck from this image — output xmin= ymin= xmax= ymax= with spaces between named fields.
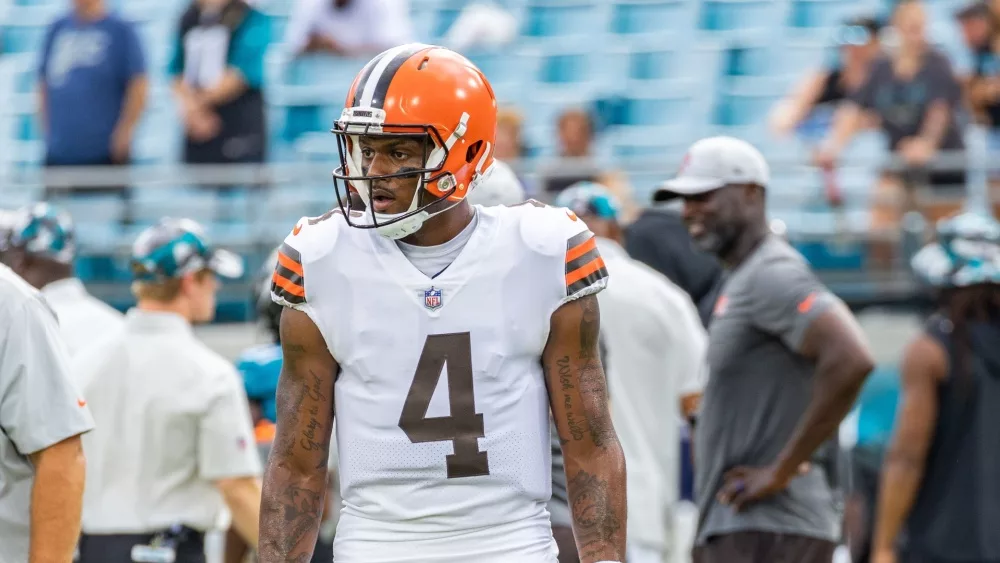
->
xmin=722 ymin=221 xmax=769 ymax=268
xmin=400 ymin=202 xmax=475 ymax=247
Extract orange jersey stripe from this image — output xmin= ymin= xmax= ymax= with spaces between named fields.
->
xmin=272 ymin=271 xmax=305 ymax=297
xmin=277 ymin=251 xmax=304 ymax=277
xmin=565 ymin=256 xmax=607 ymax=287
xmin=565 ymin=236 xmax=597 ymax=263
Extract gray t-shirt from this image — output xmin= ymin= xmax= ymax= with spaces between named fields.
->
xmin=694 ymin=236 xmax=841 ymax=544
xmin=0 ymin=265 xmax=94 ymax=563
xmin=851 ymin=50 xmax=964 ymax=152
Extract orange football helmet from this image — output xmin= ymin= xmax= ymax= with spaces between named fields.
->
xmin=332 ymin=43 xmax=498 ymax=239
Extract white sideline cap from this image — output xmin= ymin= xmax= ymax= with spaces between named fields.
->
xmin=653 ymin=136 xmax=770 ymax=202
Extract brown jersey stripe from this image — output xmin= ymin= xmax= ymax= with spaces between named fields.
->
xmin=567 ymin=262 xmax=609 ymax=296
xmin=566 ymin=256 xmax=607 ymax=288
xmin=565 ymin=246 xmax=601 ymax=276
xmin=274 ymin=262 xmax=303 ymax=289
xmin=278 ymin=241 xmax=302 ymax=262
xmin=271 ymin=270 xmax=305 ymax=299
xmin=277 ymin=251 xmax=303 ymax=278
xmin=565 ymin=230 xmax=594 ymax=257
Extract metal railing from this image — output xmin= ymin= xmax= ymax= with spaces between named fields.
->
xmin=0 ymin=145 xmax=996 ymax=309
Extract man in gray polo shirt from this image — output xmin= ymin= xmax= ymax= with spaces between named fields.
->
xmin=0 ymin=262 xmax=94 ymax=563
xmin=654 ymin=136 xmax=875 ymax=563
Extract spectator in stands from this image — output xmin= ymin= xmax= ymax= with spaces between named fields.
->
xmin=284 ymin=0 xmax=413 ymax=57
xmin=38 ymin=0 xmax=148 ymax=198
xmin=816 ymin=0 xmax=967 ymax=252
xmin=493 ymin=107 xmax=533 ymax=194
xmin=0 ymin=203 xmax=123 ymax=359
xmin=539 ymin=107 xmax=638 ymax=221
xmin=956 ymin=2 xmax=1000 ymax=127
xmin=169 ymin=0 xmax=270 ymax=166
xmin=555 ymin=182 xmax=706 ymax=563
xmin=770 ymin=16 xmax=883 ymax=139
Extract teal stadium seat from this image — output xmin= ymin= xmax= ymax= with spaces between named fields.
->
xmin=610 ymin=1 xmax=695 ymax=37
xmin=699 ymin=0 xmax=779 ymax=34
xmin=523 ymin=2 xmax=603 ymax=38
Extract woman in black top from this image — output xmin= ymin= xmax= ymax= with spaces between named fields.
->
xmin=871 ymin=212 xmax=1000 ymax=563
xmin=770 ymin=16 xmax=883 ymax=137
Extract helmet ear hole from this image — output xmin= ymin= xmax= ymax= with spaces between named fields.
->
xmin=465 ymin=141 xmax=484 ymax=164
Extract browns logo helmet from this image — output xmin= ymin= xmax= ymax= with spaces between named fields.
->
xmin=332 ymin=43 xmax=498 ymax=239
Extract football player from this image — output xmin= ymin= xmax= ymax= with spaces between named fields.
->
xmin=258 ymin=44 xmax=627 ymax=563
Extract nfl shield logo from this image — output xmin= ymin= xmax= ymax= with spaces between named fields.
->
xmin=423 ymin=287 xmax=443 ymax=310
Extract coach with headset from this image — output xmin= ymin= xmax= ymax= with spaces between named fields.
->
xmin=73 ymin=218 xmax=262 ymax=563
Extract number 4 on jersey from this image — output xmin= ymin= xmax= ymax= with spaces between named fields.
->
xmin=398 ymin=333 xmax=490 ymax=479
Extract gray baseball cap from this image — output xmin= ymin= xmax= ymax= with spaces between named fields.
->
xmin=653 ymin=136 xmax=770 ymax=202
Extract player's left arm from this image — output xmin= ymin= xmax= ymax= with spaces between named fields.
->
xmin=543 ymin=294 xmax=627 ymax=563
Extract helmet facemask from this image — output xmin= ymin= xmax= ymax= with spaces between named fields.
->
xmin=332 ymin=107 xmax=472 ymax=240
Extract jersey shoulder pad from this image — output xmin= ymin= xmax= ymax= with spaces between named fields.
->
xmin=516 ymin=201 xmax=609 ymax=301
xmin=270 ymin=209 xmax=343 ymax=310
xmin=515 ymin=200 xmax=587 ymax=257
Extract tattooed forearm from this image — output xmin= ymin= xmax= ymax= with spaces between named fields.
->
xmin=545 ymin=295 xmax=628 ymax=563
xmin=568 ymin=469 xmax=624 ymax=561
xmin=558 ymin=356 xmax=585 ymax=443
xmin=260 ymin=309 xmax=336 ymax=563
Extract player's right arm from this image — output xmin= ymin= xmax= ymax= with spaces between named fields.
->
xmin=259 ymin=307 xmax=337 ymax=563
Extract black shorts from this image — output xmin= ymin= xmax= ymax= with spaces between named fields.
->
xmin=693 ymin=531 xmax=837 ymax=563
xmin=77 ymin=530 xmax=205 ymax=563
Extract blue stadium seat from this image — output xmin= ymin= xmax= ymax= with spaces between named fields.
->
xmin=522 ymin=2 xmax=603 ymax=38
xmin=788 ymin=0 xmax=862 ymax=29
xmin=722 ymin=43 xmax=777 ymax=77
xmin=615 ymin=43 xmax=723 ymax=83
xmin=538 ymin=52 xmax=592 ymax=84
xmin=699 ymin=0 xmax=779 ymax=33
xmin=610 ymin=1 xmax=694 ymax=36
xmin=467 ymin=49 xmax=539 ymax=88
xmin=619 ymin=82 xmax=714 ymax=128
xmin=713 ymin=78 xmax=790 ymax=127
xmin=1 ymin=23 xmax=49 ymax=55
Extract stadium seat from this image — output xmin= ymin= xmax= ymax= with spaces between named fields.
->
xmin=522 ymin=1 xmax=603 ymax=39
xmin=713 ymin=77 xmax=792 ymax=127
xmin=699 ymin=0 xmax=779 ymax=34
xmin=617 ymin=80 xmax=714 ymax=128
xmin=610 ymin=0 xmax=695 ymax=37
xmin=788 ymin=0 xmax=869 ymax=29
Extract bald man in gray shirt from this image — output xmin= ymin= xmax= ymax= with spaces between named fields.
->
xmin=0 ymin=263 xmax=93 ymax=563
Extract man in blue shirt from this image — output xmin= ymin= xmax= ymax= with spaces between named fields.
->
xmin=39 ymin=0 xmax=148 ymax=169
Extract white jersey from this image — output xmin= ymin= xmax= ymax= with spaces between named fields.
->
xmin=271 ymin=204 xmax=609 ymax=563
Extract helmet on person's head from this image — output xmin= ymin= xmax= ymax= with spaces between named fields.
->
xmin=4 ymin=203 xmax=76 ymax=264
xmin=911 ymin=211 xmax=1000 ymax=289
xmin=554 ymin=182 xmax=622 ymax=222
xmin=332 ymin=43 xmax=498 ymax=240
xmin=252 ymin=247 xmax=283 ymax=342
xmin=130 ymin=218 xmax=244 ymax=282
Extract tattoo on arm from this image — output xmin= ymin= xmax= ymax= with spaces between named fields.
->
xmin=568 ymin=469 xmax=623 ymax=561
xmin=545 ymin=295 xmax=627 ymax=562
xmin=259 ymin=311 xmax=336 ymax=563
